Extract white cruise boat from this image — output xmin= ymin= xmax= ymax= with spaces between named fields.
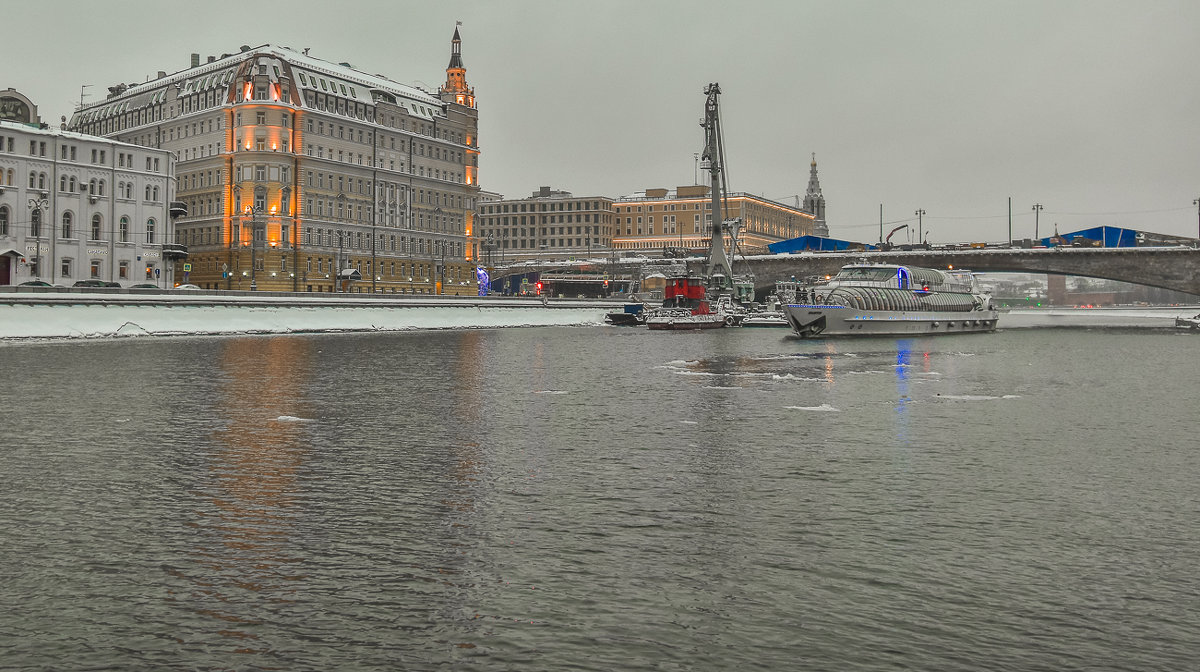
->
xmin=782 ymin=263 xmax=999 ymax=337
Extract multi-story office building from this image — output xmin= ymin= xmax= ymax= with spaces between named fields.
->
xmin=611 ymin=185 xmax=815 ymax=256
xmin=68 ymin=29 xmax=480 ymax=294
xmin=476 ymin=186 xmax=616 ymax=264
xmin=0 ymin=90 xmax=179 ymax=287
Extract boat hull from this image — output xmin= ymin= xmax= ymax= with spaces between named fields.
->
xmin=646 ymin=313 xmax=730 ymax=330
xmin=783 ymin=304 xmax=999 ymax=338
xmin=605 ymin=311 xmax=645 ymax=326
xmin=740 ymin=312 xmax=789 ymax=327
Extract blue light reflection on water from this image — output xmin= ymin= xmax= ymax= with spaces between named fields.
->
xmin=894 ymin=339 xmax=913 ymax=446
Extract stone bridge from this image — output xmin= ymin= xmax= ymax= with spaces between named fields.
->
xmin=741 ymin=247 xmax=1200 ymax=297
xmin=494 ymin=246 xmax=1200 ymax=298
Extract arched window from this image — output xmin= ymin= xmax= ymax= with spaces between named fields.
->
xmin=98 ymin=180 xmax=106 ymax=196
xmin=145 ymin=184 xmax=152 ymax=201
xmin=28 ymin=171 xmax=36 ymax=188
xmin=152 ymin=186 xmax=159 ymax=201
xmin=69 ymin=176 xmax=77 ymax=192
xmin=60 ymin=175 xmax=68 ymax=191
xmin=61 ymin=211 xmax=73 ymax=239
xmin=5 ymin=169 xmax=12 ymax=186
xmin=119 ymin=216 xmax=129 ymax=242
xmin=0 ymin=205 xmax=9 ymax=236
xmin=38 ymin=173 xmax=46 ymax=190
xmin=146 ymin=218 xmax=156 ymax=243
xmin=91 ymin=214 xmax=102 ymax=241
xmin=89 ymin=179 xmax=97 ymax=195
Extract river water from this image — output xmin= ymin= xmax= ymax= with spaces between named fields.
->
xmin=1 ymin=326 xmax=1197 ymax=671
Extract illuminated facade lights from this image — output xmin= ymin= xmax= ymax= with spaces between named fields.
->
xmin=68 ymin=28 xmax=480 ymax=295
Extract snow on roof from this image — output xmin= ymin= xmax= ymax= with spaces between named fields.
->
xmin=0 ymin=119 xmax=167 ymax=153
xmin=75 ymin=43 xmax=444 ymax=124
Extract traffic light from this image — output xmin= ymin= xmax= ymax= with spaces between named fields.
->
xmin=535 ymin=281 xmax=543 ymax=295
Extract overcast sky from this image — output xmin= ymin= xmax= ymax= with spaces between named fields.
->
xmin=8 ymin=0 xmax=1200 ymax=243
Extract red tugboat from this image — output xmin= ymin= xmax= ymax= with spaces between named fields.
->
xmin=644 ymin=82 xmax=751 ymax=331
xmin=646 ymin=276 xmax=740 ymax=330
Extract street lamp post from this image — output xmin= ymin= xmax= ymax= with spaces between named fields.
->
xmin=245 ymin=204 xmax=263 ymax=290
xmin=914 ymin=209 xmax=926 ymax=246
xmin=337 ymin=230 xmax=345 ymax=292
xmin=439 ymin=241 xmax=446 ymax=294
xmin=1032 ymin=203 xmax=1043 ymax=243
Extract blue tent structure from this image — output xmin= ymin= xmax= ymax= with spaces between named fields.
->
xmin=767 ymin=235 xmax=878 ymax=254
xmin=1043 ymin=226 xmax=1138 ymax=248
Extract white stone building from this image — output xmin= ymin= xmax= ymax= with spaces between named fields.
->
xmin=0 ymin=102 xmax=179 ymax=287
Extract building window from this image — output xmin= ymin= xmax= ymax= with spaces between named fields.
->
xmin=0 ymin=205 xmax=7 ymax=235
xmin=146 ymin=219 xmax=156 ymax=244
xmin=119 ymin=217 xmax=129 ymax=242
xmin=119 ymin=261 xmax=129 ymax=279
xmin=90 ymin=259 xmax=101 ymax=279
xmin=61 ymin=258 xmax=72 ymax=278
xmin=61 ymin=212 xmax=73 ymax=239
xmin=91 ymin=214 xmax=102 ymax=241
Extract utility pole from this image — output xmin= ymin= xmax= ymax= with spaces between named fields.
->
xmin=1193 ymin=198 xmax=1200 ymax=240
xmin=1008 ymin=197 xmax=1012 ymax=246
xmin=914 ymin=209 xmax=926 ymax=246
xmin=1032 ymin=203 xmax=1043 ymax=243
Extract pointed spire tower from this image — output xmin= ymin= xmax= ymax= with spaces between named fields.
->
xmin=803 ymin=153 xmax=828 ymax=237
xmin=439 ymin=23 xmax=481 ymax=259
xmin=440 ymin=25 xmax=474 ymax=108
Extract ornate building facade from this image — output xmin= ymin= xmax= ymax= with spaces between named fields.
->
xmin=68 ymin=29 xmax=480 ymax=294
xmin=0 ymin=103 xmax=178 ymax=287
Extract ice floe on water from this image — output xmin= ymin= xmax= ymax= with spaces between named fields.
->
xmin=532 ymin=390 xmax=569 ymax=395
xmin=771 ymin=373 xmax=827 ymax=382
xmin=785 ymin=403 xmax=840 ymax=412
xmin=275 ymin=415 xmax=316 ymax=423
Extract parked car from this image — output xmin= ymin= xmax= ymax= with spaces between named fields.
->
xmin=174 ymin=283 xmax=202 ymax=290
xmin=72 ymin=280 xmax=108 ymax=288
xmin=130 ymin=283 xmax=159 ymax=289
xmin=105 ymin=282 xmax=121 ymax=287
xmin=18 ymin=280 xmax=52 ymax=287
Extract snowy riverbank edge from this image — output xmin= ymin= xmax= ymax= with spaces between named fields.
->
xmin=1000 ymin=306 xmax=1200 ymax=329
xmin=0 ymin=292 xmax=618 ymax=340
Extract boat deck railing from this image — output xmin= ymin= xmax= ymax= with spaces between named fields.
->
xmin=823 ymin=279 xmax=974 ymax=293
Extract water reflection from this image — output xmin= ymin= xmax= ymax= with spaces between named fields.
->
xmin=182 ymin=336 xmax=317 ymax=652
xmin=895 ymin=340 xmax=913 ymax=443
